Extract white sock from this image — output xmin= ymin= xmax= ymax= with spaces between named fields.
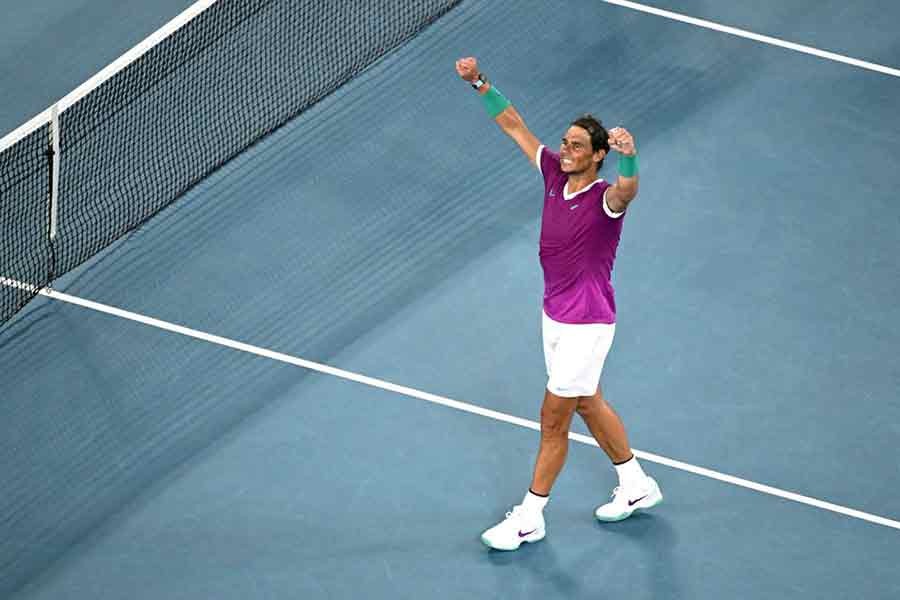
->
xmin=521 ymin=490 xmax=549 ymax=514
xmin=613 ymin=455 xmax=648 ymax=489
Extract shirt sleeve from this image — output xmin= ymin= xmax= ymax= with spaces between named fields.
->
xmin=602 ymin=184 xmax=625 ymax=219
xmin=536 ymin=145 xmax=562 ymax=184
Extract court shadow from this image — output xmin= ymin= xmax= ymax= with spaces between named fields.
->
xmin=594 ymin=512 xmax=683 ymax=598
xmin=486 ymin=539 xmax=587 ymax=599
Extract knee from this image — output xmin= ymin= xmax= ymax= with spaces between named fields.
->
xmin=540 ymin=406 xmax=572 ymax=438
xmin=575 ymin=397 xmax=596 ymax=418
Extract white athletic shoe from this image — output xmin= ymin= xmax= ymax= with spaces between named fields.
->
xmin=481 ymin=505 xmax=546 ymax=551
xmin=594 ymin=477 xmax=663 ymax=522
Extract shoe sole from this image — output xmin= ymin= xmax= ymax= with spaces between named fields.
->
xmin=481 ymin=531 xmax=546 ymax=551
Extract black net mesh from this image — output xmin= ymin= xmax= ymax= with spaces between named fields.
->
xmin=0 ymin=125 xmax=52 ymax=320
xmin=1 ymin=0 xmax=460 ymax=324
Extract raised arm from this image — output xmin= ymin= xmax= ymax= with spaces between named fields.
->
xmin=455 ymin=57 xmax=542 ymax=168
xmin=605 ymin=127 xmax=640 ymax=213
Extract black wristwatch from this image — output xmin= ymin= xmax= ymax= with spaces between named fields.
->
xmin=471 ymin=73 xmax=487 ymax=90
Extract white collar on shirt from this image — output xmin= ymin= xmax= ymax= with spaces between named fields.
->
xmin=562 ymin=179 xmax=605 ymax=201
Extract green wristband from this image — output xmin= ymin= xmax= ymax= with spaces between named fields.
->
xmin=618 ymin=153 xmax=638 ymax=177
xmin=481 ymin=86 xmax=511 ymax=118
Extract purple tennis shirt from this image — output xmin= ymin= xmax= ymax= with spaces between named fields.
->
xmin=537 ymin=145 xmax=625 ymax=324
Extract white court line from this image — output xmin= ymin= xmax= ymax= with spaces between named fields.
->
xmin=602 ymin=0 xmax=900 ymax=78
xmin=3 ymin=276 xmax=899 ymax=532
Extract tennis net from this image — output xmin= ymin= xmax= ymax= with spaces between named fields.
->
xmin=0 ymin=0 xmax=460 ymax=326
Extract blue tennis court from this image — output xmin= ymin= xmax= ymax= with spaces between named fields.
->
xmin=2 ymin=1 xmax=899 ymax=598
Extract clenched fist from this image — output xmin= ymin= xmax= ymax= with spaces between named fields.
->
xmin=455 ymin=56 xmax=480 ymax=82
xmin=608 ymin=127 xmax=636 ymax=157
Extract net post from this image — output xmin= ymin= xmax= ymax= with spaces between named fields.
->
xmin=49 ymin=104 xmax=60 ymax=242
xmin=46 ymin=103 xmax=61 ymax=283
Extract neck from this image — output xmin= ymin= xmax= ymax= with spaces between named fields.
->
xmin=566 ymin=170 xmax=599 ymax=194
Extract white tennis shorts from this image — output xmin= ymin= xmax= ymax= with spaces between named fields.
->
xmin=542 ymin=311 xmax=616 ymax=398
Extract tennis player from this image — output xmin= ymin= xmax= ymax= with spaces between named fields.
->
xmin=455 ymin=57 xmax=662 ymax=551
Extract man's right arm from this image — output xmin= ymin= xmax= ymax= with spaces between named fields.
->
xmin=455 ymin=57 xmax=542 ymax=169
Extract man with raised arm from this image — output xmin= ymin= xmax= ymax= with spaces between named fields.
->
xmin=455 ymin=56 xmax=662 ymax=551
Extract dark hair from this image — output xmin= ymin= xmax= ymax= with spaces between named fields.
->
xmin=570 ymin=114 xmax=609 ymax=170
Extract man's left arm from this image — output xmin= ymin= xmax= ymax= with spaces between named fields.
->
xmin=604 ymin=127 xmax=639 ymax=213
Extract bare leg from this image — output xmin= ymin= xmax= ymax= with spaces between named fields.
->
xmin=575 ymin=386 xmax=633 ymax=464
xmin=529 ymin=389 xmax=578 ymax=495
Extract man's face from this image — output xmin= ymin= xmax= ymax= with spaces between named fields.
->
xmin=559 ymin=126 xmax=605 ymax=174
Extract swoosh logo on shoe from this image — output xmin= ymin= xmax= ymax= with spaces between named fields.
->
xmin=628 ymin=495 xmax=649 ymax=507
xmin=518 ymin=529 xmax=537 ymax=538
